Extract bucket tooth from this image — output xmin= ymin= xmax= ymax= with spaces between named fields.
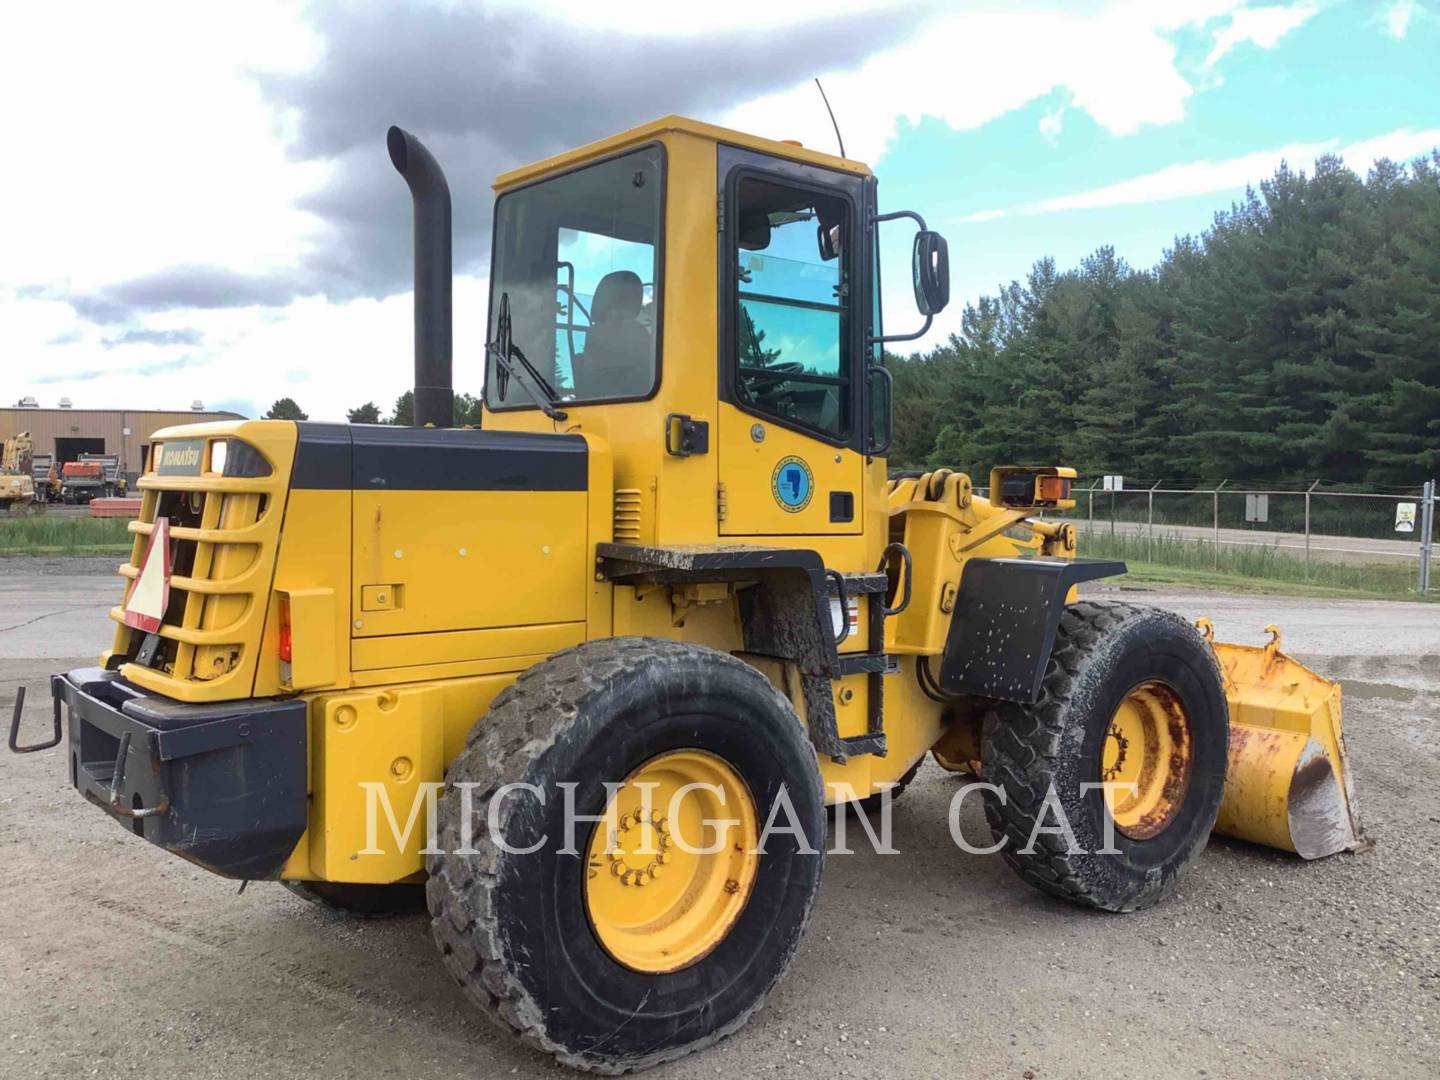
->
xmin=1200 ymin=621 xmax=1365 ymax=859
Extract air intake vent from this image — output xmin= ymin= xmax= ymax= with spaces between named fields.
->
xmin=613 ymin=488 xmax=644 ymax=544
xmin=612 ymin=478 xmax=655 ymax=545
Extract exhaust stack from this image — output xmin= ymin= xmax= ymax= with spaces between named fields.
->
xmin=387 ymin=126 xmax=453 ymax=428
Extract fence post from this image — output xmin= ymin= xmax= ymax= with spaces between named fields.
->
xmin=1304 ymin=479 xmax=1319 ymax=581
xmin=1420 ymin=479 xmax=1436 ymax=594
xmin=1148 ymin=481 xmax=1160 ymax=563
xmin=1212 ymin=480 xmax=1228 ymax=571
xmin=1088 ymin=483 xmax=1094 ymax=529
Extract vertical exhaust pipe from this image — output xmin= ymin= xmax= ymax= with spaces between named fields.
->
xmin=387 ymin=126 xmax=453 ymax=428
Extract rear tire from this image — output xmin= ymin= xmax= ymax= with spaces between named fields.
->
xmin=281 ymin=880 xmax=427 ymax=917
xmin=982 ymin=601 xmax=1228 ymax=912
xmin=426 ymin=637 xmax=825 ymax=1073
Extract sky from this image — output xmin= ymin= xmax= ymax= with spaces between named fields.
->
xmin=2 ymin=0 xmax=1437 ymax=420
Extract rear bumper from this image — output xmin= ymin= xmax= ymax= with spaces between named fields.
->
xmin=55 ymin=668 xmax=308 ymax=879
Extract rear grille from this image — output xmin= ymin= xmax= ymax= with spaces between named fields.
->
xmin=114 ymin=477 xmax=276 ymax=693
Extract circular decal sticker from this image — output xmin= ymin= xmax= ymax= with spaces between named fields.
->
xmin=771 ymin=456 xmax=814 ymax=513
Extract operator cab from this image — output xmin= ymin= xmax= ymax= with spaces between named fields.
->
xmin=480 ymin=116 xmax=949 ymax=542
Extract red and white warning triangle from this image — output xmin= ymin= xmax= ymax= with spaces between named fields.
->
xmin=123 ymin=516 xmax=172 ymax=634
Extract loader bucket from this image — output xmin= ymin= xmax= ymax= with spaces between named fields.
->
xmin=1200 ymin=621 xmax=1365 ymax=859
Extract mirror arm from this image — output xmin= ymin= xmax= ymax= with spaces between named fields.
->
xmin=868 ymin=312 xmax=932 ymax=346
xmin=874 ymin=209 xmax=928 ymax=230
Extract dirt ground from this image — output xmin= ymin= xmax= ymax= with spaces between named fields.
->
xmin=1 ymin=561 xmax=1436 ymax=1079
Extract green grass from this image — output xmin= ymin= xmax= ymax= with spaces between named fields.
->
xmin=1080 ymin=527 xmax=1432 ymax=600
xmin=0 ymin=515 xmax=134 ymax=556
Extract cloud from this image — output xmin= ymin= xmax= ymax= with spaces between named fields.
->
xmin=955 ymin=208 xmax=1008 ymax=224
xmin=68 ymin=267 xmax=309 ymax=324
xmin=1039 ymin=107 xmax=1064 ymax=146
xmin=973 ymin=127 xmax=1440 ymax=218
xmin=1381 ymin=0 xmax=1417 ymax=38
xmin=1203 ymin=2 xmax=1319 ymax=68
xmin=722 ymin=2 xmax=1308 ymax=165
xmin=101 ymin=327 xmax=204 ymax=349
xmin=31 ymin=353 xmax=209 ymax=384
xmin=59 ymin=3 xmax=921 ymax=325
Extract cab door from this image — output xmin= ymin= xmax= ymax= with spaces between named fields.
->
xmin=717 ymin=147 xmax=868 ymax=537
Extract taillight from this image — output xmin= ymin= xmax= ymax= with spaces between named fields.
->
xmin=278 ymin=596 xmax=293 ymax=662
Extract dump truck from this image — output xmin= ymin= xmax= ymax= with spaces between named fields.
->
xmin=59 ymin=455 xmax=119 ymax=503
xmin=11 ymin=115 xmax=1363 ymax=1073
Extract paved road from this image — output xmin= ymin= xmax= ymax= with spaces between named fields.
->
xmin=1080 ymin=519 xmax=1436 ymax=566
xmin=2 ymin=562 xmax=1437 ymax=1079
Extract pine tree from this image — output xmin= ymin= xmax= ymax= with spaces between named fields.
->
xmin=346 ymin=402 xmax=381 ymax=423
xmin=263 ymin=397 xmax=307 ymax=421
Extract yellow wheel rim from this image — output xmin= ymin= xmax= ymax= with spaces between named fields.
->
xmin=584 ymin=749 xmax=760 ymax=974
xmin=1100 ymin=681 xmax=1193 ymax=840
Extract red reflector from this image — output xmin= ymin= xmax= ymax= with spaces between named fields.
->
xmin=1038 ymin=476 xmax=1070 ymax=500
xmin=278 ymin=597 xmax=293 ymax=662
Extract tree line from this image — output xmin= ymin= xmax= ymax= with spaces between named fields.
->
xmin=262 ymin=390 xmax=483 ymax=426
xmin=886 ymin=151 xmax=1440 ymax=488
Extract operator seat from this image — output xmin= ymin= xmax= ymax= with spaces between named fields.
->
xmin=574 ymin=270 xmax=653 ymax=399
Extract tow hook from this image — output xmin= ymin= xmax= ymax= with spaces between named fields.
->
xmin=107 ymin=731 xmax=171 ymax=819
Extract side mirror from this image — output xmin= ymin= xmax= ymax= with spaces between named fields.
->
xmin=912 ymin=230 xmax=949 ymax=316
xmin=817 ymin=222 xmax=840 ymax=262
xmin=871 ymin=210 xmax=949 ymax=345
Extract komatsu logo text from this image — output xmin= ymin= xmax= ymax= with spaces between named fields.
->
xmin=155 ymin=439 xmax=206 ymax=476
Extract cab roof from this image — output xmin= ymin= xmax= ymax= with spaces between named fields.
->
xmin=493 ymin=114 xmax=872 ymax=191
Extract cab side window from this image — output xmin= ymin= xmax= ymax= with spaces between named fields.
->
xmin=487 ymin=145 xmax=663 ymax=409
xmin=734 ymin=178 xmax=851 ymax=439
xmin=556 ymin=230 xmax=656 ymax=400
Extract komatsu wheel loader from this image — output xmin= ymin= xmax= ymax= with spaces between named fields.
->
xmin=14 ymin=116 xmax=1364 ymax=1073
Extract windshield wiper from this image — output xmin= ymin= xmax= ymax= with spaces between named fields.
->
xmin=487 ymin=292 xmax=568 ymax=422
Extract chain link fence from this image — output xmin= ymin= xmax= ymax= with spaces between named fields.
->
xmin=1038 ymin=479 xmax=1437 ymax=594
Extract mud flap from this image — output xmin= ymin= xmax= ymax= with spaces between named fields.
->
xmin=1201 ymin=622 xmax=1365 ymax=859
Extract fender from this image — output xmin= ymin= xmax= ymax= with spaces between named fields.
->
xmin=595 ymin=542 xmax=873 ymax=759
xmin=938 ymin=557 xmax=1127 ymax=703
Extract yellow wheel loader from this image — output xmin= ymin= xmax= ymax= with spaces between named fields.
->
xmin=1 ymin=431 xmax=43 ymax=515
xmin=14 ymin=116 xmax=1363 ymax=1072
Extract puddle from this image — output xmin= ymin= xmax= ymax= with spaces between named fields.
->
xmin=1344 ymin=681 xmax=1417 ymax=702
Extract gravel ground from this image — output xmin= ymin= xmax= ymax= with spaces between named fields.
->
xmin=1 ymin=562 xmax=1436 ymax=1079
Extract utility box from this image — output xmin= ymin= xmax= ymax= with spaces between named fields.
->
xmin=1245 ymin=493 xmax=1269 ymax=523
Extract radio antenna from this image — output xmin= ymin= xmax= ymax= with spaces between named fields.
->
xmin=814 ymin=78 xmax=846 ymax=159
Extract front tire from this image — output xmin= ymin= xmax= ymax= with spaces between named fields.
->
xmin=982 ymin=601 xmax=1228 ymax=912
xmin=427 ymin=638 xmax=825 ymax=1073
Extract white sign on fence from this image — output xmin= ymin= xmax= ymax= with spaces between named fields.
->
xmin=1245 ymin=493 xmax=1269 ymax=523
xmin=1102 ymin=475 xmax=1124 ymax=492
xmin=1395 ymin=502 xmax=1417 ymax=533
